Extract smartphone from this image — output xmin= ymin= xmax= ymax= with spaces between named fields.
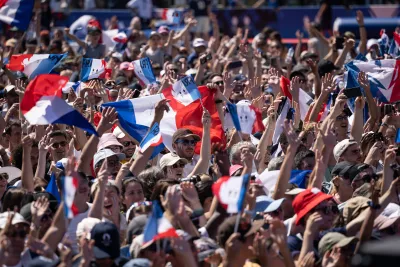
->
xmin=200 ymin=53 xmax=212 ymax=65
xmin=336 ymin=37 xmax=345 ymax=50
xmin=227 ymin=60 xmax=243 ymax=70
xmin=286 ymin=107 xmax=295 ymax=121
xmin=384 ymin=104 xmax=394 ymax=116
xmin=343 ymin=87 xmax=362 ymax=98
xmin=331 ymin=93 xmax=339 ymax=106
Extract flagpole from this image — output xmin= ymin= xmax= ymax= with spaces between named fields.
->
xmin=234 ymin=211 xmax=242 ymax=233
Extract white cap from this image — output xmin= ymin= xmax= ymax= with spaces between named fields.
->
xmin=93 ymin=148 xmax=126 ymax=167
xmin=367 ymin=39 xmax=379 ymax=50
xmin=0 ymin=166 xmax=22 ymax=183
xmin=76 ymin=217 xmax=101 ymax=239
xmin=111 ymin=52 xmax=123 ymax=61
xmin=4 ymin=85 xmax=15 ymax=93
xmin=0 ymin=212 xmax=29 ymax=229
xmin=333 ymin=139 xmax=358 ymax=162
xmin=159 ymin=153 xmax=188 ymax=169
xmin=193 ymin=38 xmax=207 ymax=48
xmin=185 ymin=68 xmax=197 ymax=76
xmin=113 ymin=126 xmax=125 ymax=139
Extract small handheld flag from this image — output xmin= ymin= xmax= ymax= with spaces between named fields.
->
xmin=132 ymin=57 xmax=157 ymax=85
xmin=212 ymin=174 xmax=250 ymax=213
xmin=81 ymin=58 xmax=111 ymax=82
xmin=139 ymin=122 xmax=163 ymax=153
xmin=171 ymin=76 xmax=201 ymax=106
xmin=63 ymin=176 xmax=79 ymax=219
xmin=0 ymin=0 xmax=35 ymax=30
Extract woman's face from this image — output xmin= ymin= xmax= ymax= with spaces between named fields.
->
xmin=0 ymin=174 xmax=7 ymax=194
xmin=385 ymin=127 xmax=396 ymax=145
xmin=123 ymin=181 xmax=144 ymax=209
xmin=103 ymin=186 xmax=120 ymax=217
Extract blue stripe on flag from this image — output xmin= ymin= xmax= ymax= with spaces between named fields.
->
xmin=226 ymin=102 xmax=242 ymax=132
xmin=237 ymin=174 xmax=250 ymax=212
xmin=9 ymin=0 xmax=35 ymax=30
xmin=396 ymin=128 xmax=400 ymax=144
xmin=53 ymin=109 xmax=98 ymax=136
xmin=139 ymin=58 xmax=156 ymax=84
xmin=29 ymin=54 xmax=67 ymax=79
xmin=81 ymin=58 xmax=93 ymax=81
xmin=143 ymin=200 xmax=163 ymax=243
xmin=180 ymin=76 xmax=201 ymax=101
xmin=46 ymin=173 xmax=61 ymax=202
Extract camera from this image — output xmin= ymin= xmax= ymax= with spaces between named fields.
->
xmin=179 ymin=175 xmax=201 ymax=183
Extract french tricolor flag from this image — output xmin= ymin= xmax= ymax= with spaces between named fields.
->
xmin=7 ymin=54 xmax=67 ymax=80
xmin=62 ymin=81 xmax=82 ymax=94
xmin=143 ymin=200 xmax=178 ymax=244
xmin=63 ymin=176 xmax=79 ymax=219
xmin=113 ymin=32 xmax=128 ymax=44
xmin=139 ymin=122 xmax=163 ymax=153
xmin=167 ymin=75 xmax=201 ymax=106
xmin=81 ymin=58 xmax=111 ymax=82
xmin=132 ymin=57 xmax=157 ymax=85
xmin=21 ymin=74 xmax=98 ymax=136
xmin=212 ymin=174 xmax=250 ymax=213
xmin=225 ymin=100 xmax=265 ymax=135
xmin=0 ymin=0 xmax=35 ymax=30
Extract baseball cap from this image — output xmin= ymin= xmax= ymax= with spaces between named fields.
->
xmin=93 ymin=149 xmax=126 ymax=167
xmin=193 ymin=38 xmax=207 ymax=48
xmin=339 ymin=164 xmax=363 ymax=181
xmin=172 ymin=128 xmax=201 ymax=143
xmin=4 ymin=85 xmax=16 ymax=93
xmin=229 ymin=165 xmax=243 ymax=176
xmin=317 ymin=59 xmax=340 ymax=77
xmin=318 ymin=232 xmax=358 ymax=257
xmin=342 ymin=196 xmax=369 ymax=224
xmin=0 ymin=166 xmax=22 ymax=182
xmin=292 ymin=188 xmax=333 ymax=225
xmin=0 ymin=212 xmax=29 ymax=229
xmin=119 ymin=62 xmax=134 ymax=71
xmin=5 ymin=38 xmax=17 ymax=47
xmin=91 ymin=221 xmax=120 ymax=259
xmin=149 ymin=31 xmax=160 ymax=39
xmin=97 ymin=133 xmax=123 ymax=151
xmin=374 ymin=215 xmax=400 ymax=231
xmin=159 ymin=153 xmax=188 ymax=169
xmin=111 ymin=52 xmax=123 ymax=62
xmin=344 ymin=31 xmax=356 ymax=40
xmin=333 ymin=139 xmax=358 ymax=161
xmin=113 ymin=126 xmax=126 ymax=139
xmin=77 ymin=217 xmax=101 ymax=239
xmin=126 ymin=214 xmax=148 ymax=244
xmin=331 ymin=161 xmax=353 ymax=176
xmin=158 ymin=26 xmax=170 ymax=34
xmin=367 ymin=39 xmax=379 ymax=50
xmin=217 ymin=216 xmax=263 ymax=247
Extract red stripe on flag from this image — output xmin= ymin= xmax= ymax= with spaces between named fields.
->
xmin=280 ymin=76 xmax=292 ymax=101
xmin=212 ymin=176 xmax=231 ymax=211
xmin=152 ymin=228 xmax=179 ymax=242
xmin=7 ymin=54 xmax=33 ymax=71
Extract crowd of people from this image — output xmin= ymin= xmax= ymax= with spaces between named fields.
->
xmin=0 ymin=2 xmax=399 ymax=267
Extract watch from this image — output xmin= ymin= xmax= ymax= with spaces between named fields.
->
xmin=367 ymin=201 xmax=381 ymax=210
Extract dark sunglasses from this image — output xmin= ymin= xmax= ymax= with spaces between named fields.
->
xmin=270 ymin=208 xmax=282 ymax=217
xmin=52 ymin=141 xmax=67 ymax=149
xmin=9 ymin=229 xmax=28 ymax=238
xmin=175 ymin=139 xmax=197 ymax=146
xmin=214 ymin=81 xmax=224 ymax=86
xmin=122 ymin=141 xmax=136 ymax=147
xmin=171 ymin=162 xmax=185 ymax=169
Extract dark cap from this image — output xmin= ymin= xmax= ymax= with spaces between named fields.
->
xmin=339 ymin=164 xmax=363 ymax=181
xmin=172 ymin=129 xmax=201 ymax=144
xmin=126 ymin=214 xmax=148 ymax=244
xmin=91 ymin=221 xmax=120 ymax=259
xmin=217 ymin=216 xmax=263 ymax=247
xmin=318 ymin=59 xmax=340 ymax=77
xmin=115 ymin=76 xmax=129 ymax=86
xmin=331 ymin=161 xmax=353 ymax=176
xmin=300 ymin=52 xmax=319 ymax=61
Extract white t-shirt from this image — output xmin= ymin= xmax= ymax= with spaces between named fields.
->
xmin=183 ymin=154 xmax=199 ymax=178
xmin=66 ymin=203 xmax=92 ymax=254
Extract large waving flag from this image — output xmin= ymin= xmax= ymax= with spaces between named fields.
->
xmin=81 ymin=58 xmax=111 ymax=82
xmin=345 ymin=59 xmax=400 ymax=102
xmin=132 ymin=57 xmax=157 ymax=85
xmin=143 ymin=200 xmax=178 ymax=244
xmin=0 ymin=0 xmax=35 ymax=30
xmin=280 ymin=76 xmax=313 ymax=120
xmin=139 ymin=122 xmax=163 ymax=153
xmin=212 ymin=174 xmax=250 ymax=213
xmin=103 ymin=94 xmax=167 ymax=159
xmin=225 ymin=100 xmax=264 ymax=135
xmin=21 ymin=74 xmax=98 ymax=135
xmin=63 ymin=176 xmax=79 ymax=219
xmin=7 ymin=54 xmax=66 ymax=80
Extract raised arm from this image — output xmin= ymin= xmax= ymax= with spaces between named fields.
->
xmin=308 ymin=73 xmax=335 ymax=122
xmin=35 ymin=133 xmax=50 ymax=179
xmin=189 ymin=109 xmax=211 ymax=176
xmin=77 ymin=107 xmax=118 ymax=175
xmin=335 ymin=39 xmax=355 ymax=69
xmin=64 ymin=28 xmax=87 ymax=50
xmin=88 ymin=160 xmax=108 ymax=219
xmin=21 ymin=135 xmax=34 ymax=192
xmin=358 ymin=71 xmax=377 ymax=122
xmin=350 ymin=96 xmax=365 ymax=143
xmin=294 ymin=30 xmax=303 ymax=63
xmin=272 ymin=120 xmax=301 ymax=200
xmin=356 ymin=10 xmax=367 ymax=55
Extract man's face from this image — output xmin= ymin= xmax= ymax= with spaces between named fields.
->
xmin=49 ymin=135 xmax=68 ymax=161
xmin=211 ymin=76 xmax=224 ymax=92
xmin=334 ymin=112 xmax=349 ymax=136
xmin=300 ymin=156 xmax=315 ymax=170
xmin=306 ymin=200 xmax=335 ymax=230
xmin=166 ymin=160 xmax=185 ymax=180
xmin=9 ymin=125 xmax=21 ymax=146
xmin=8 ymin=223 xmax=29 ymax=256
xmin=341 ymin=144 xmax=362 ymax=163
xmin=172 ymin=137 xmax=197 ymax=159
xmin=118 ymin=136 xmax=136 ymax=158
xmin=105 ymin=155 xmax=121 ymax=176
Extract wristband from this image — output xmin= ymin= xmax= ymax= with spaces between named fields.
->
xmin=367 ymin=201 xmax=381 ymax=210
xmin=380 ymin=122 xmax=389 ymax=128
xmin=359 ymin=25 xmax=365 ymax=28
xmin=215 ymin=99 xmax=223 ymax=104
